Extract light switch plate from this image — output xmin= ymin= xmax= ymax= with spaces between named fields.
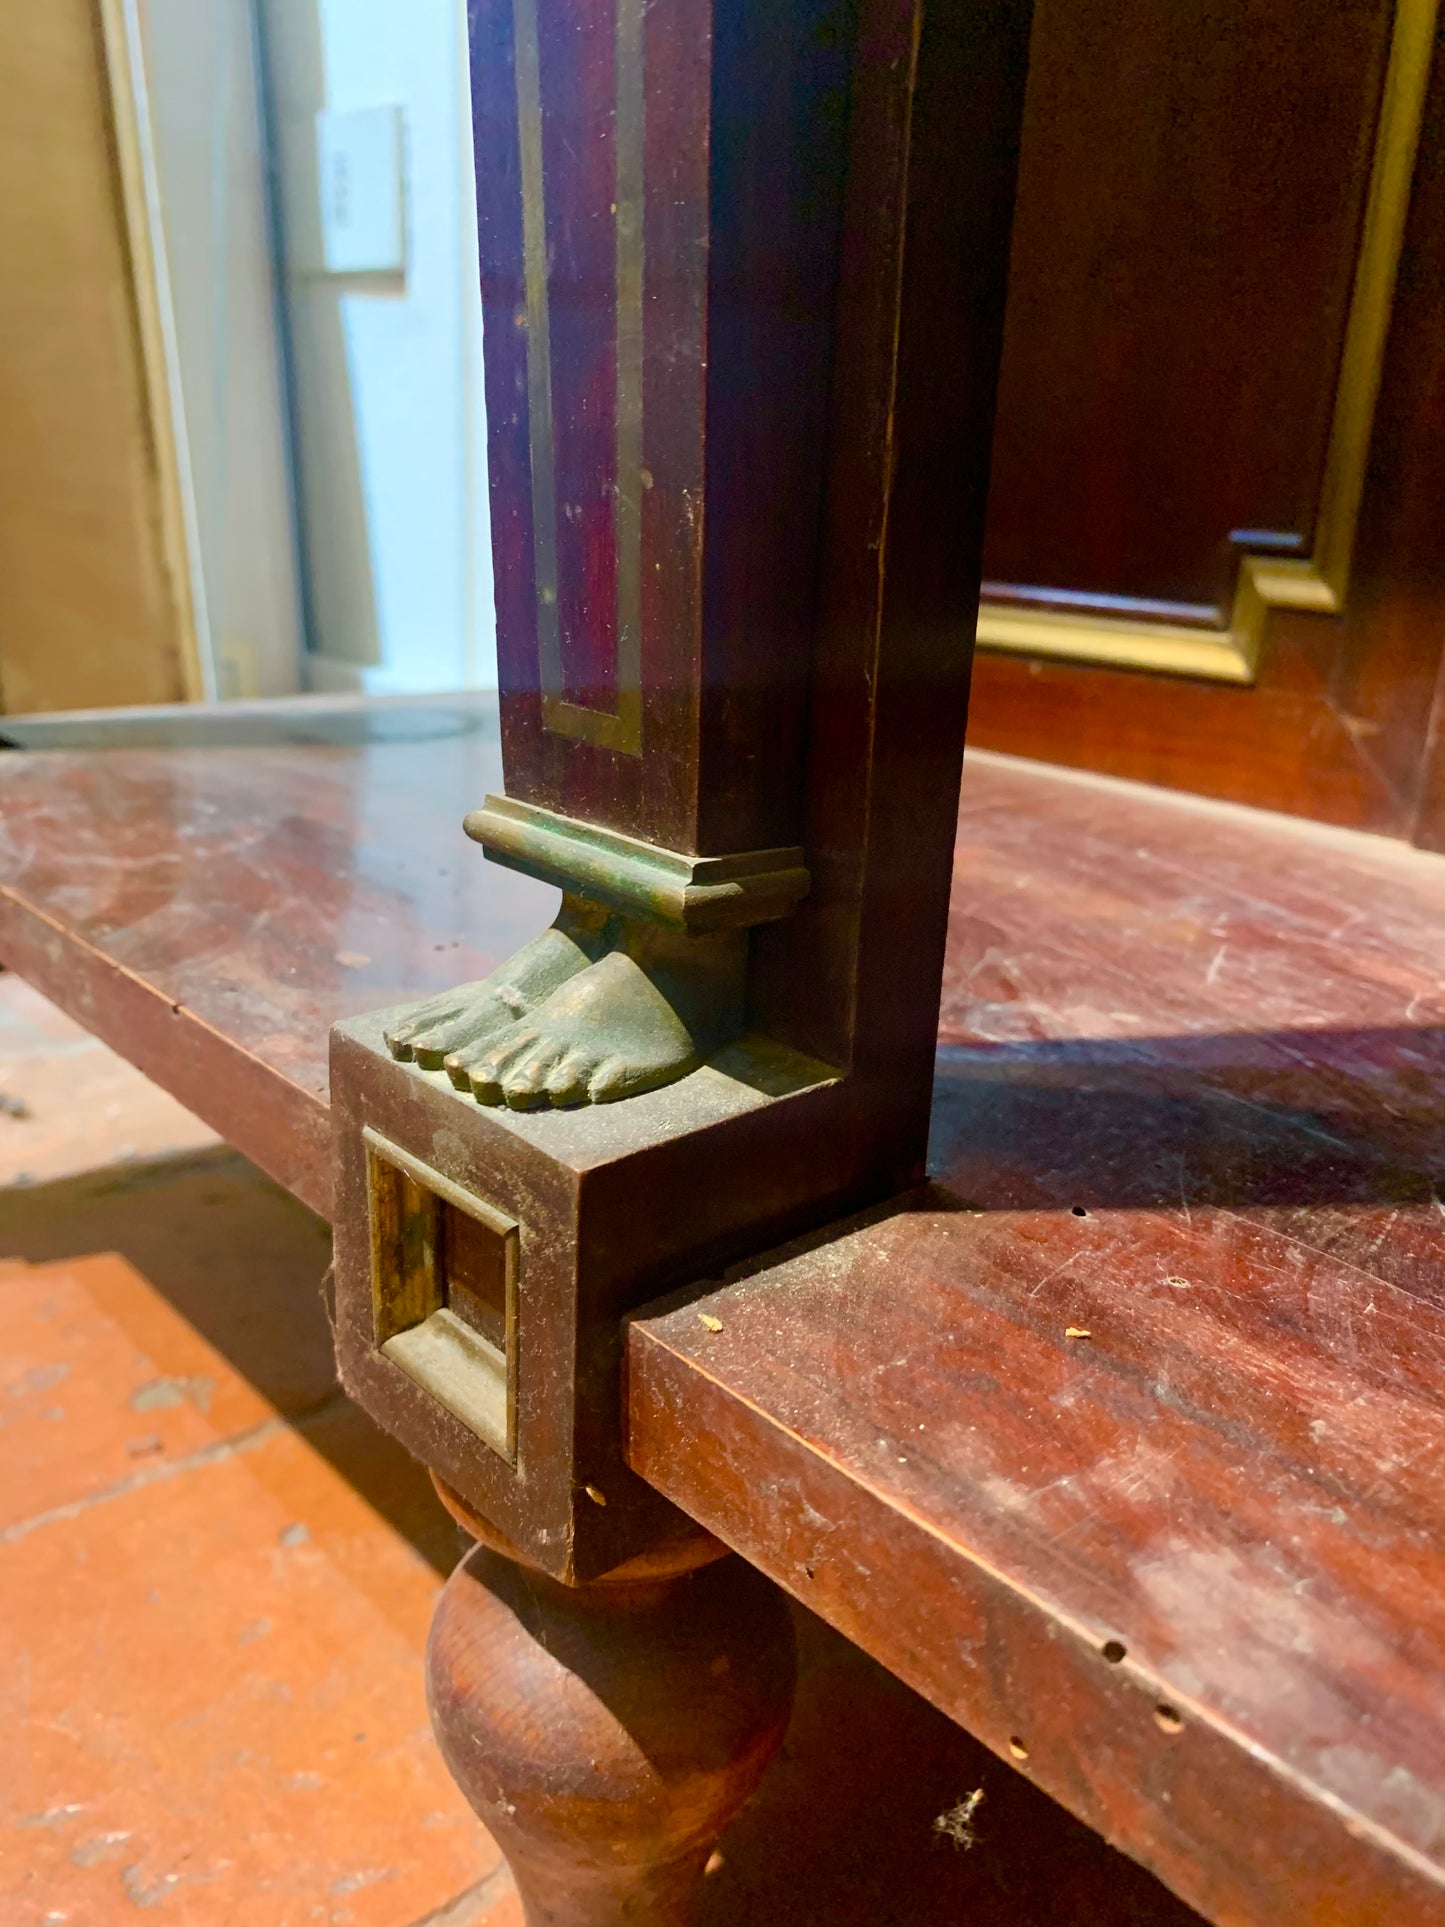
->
xmin=316 ymin=105 xmax=406 ymax=276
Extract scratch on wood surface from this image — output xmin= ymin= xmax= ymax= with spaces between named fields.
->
xmin=1027 ymin=1251 xmax=1081 ymax=1299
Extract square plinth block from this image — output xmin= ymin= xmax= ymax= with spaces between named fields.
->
xmin=331 ymin=1004 xmax=869 ymax=1582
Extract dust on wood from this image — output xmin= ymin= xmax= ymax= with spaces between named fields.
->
xmin=933 ymin=1788 xmax=985 ymax=1851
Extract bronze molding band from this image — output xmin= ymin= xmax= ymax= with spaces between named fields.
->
xmin=464 ymin=795 xmax=809 ymax=934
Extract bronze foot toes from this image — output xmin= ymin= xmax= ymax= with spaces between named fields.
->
xmin=543 ymin=1047 xmax=601 ymax=1106
xmin=499 ymin=1043 xmax=564 ymax=1111
xmin=385 ymin=905 xmax=615 ymax=1068
xmin=467 ymin=1024 xmax=541 ymax=1106
xmin=443 ymin=1030 xmax=522 ymax=1090
xmin=462 ymin=951 xmax=703 ymax=1110
xmin=406 ymin=996 xmax=523 ymax=1070
xmin=385 ymin=988 xmax=485 ymax=1062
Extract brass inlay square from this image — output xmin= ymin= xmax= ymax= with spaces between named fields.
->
xmin=364 ymin=1127 xmax=519 ymax=1463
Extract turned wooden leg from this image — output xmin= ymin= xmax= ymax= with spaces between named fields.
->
xmin=426 ymin=1482 xmax=796 ymax=1927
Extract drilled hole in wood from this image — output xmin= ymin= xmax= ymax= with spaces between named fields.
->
xmin=1072 ymin=1204 xmax=1089 ymax=1217
xmin=1155 ymin=1703 xmax=1184 ymax=1734
xmin=1008 ymin=1736 xmax=1029 ymax=1760
xmin=1101 ymin=1639 xmax=1127 ymax=1664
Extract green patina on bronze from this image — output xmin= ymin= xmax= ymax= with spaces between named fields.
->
xmin=463 ymin=795 xmax=809 ymax=935
xmin=383 ymin=801 xmax=808 ymax=1110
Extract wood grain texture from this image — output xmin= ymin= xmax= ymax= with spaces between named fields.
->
xmin=968 ymin=4 xmax=1445 ymax=843
xmin=427 ymin=1545 xmax=795 ymax=1927
xmin=471 ymin=0 xmax=854 ymax=854
xmin=0 ymin=706 xmax=555 ymax=1216
xmin=752 ymin=0 xmax=1032 ymax=1105
xmin=0 ymin=0 xmax=199 ymax=714
xmin=983 ymin=0 xmax=1394 ymax=615
xmin=629 ymin=750 xmax=1445 ymax=1927
xmin=2 ymin=724 xmax=1442 ymax=1917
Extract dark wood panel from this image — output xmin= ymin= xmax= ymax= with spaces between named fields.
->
xmin=630 ymin=749 xmax=1445 ymax=1927
xmin=1368 ymin=1 xmax=1445 ymax=849
xmin=755 ymin=0 xmax=1033 ymax=1088
xmin=968 ymin=5 xmax=1445 ymax=842
xmin=966 ymin=612 xmax=1404 ymax=832
xmin=982 ymin=0 xmax=1393 ymax=615
xmin=471 ymin=0 xmax=853 ymax=854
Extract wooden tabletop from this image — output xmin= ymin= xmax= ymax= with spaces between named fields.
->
xmin=0 ymin=701 xmax=555 ymax=1215
xmin=631 ymin=757 xmax=1445 ymax=1926
xmin=1 ymin=708 xmax=1442 ymax=1925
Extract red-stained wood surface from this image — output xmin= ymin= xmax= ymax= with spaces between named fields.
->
xmin=471 ymin=0 xmax=856 ymax=855
xmin=967 ymin=6 xmax=1445 ymax=845
xmin=1 ymin=725 xmax=1442 ymax=1921
xmin=0 ymin=705 xmax=556 ymax=1216
xmin=629 ymin=750 xmax=1445 ymax=1927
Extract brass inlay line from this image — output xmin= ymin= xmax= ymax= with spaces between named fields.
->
xmin=512 ymin=0 xmax=564 ymax=714
xmin=612 ymin=0 xmax=645 ymax=752
xmin=977 ymin=0 xmax=1438 ymax=685
xmin=513 ymin=0 xmax=644 ymax=754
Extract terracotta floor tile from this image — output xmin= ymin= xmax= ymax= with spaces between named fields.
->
xmin=471 ymin=1888 xmax=523 ymax=1927
xmin=0 ymin=978 xmax=219 ymax=1188
xmin=1 ymin=1151 xmax=335 ymax=1419
xmin=0 ymin=1416 xmax=501 ymax=1927
xmin=0 ymin=1254 xmax=279 ymax=1531
xmin=286 ymin=1399 xmax=466 ymax=1616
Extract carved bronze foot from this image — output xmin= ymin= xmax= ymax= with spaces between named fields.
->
xmin=384 ymin=895 xmax=615 ymax=1069
xmin=445 ymin=921 xmax=748 ymax=1111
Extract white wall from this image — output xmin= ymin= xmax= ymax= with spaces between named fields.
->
xmin=136 ymin=0 xmax=305 ymax=698
xmin=258 ymin=0 xmax=496 ymax=694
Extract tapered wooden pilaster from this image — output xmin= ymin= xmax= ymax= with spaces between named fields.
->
xmin=333 ymin=0 xmax=1033 ymax=1897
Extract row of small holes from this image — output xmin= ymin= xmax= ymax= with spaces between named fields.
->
xmin=1007 ymin=1706 xmax=1181 ymax=1768
xmin=1101 ymin=1640 xmax=1184 ymax=1736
